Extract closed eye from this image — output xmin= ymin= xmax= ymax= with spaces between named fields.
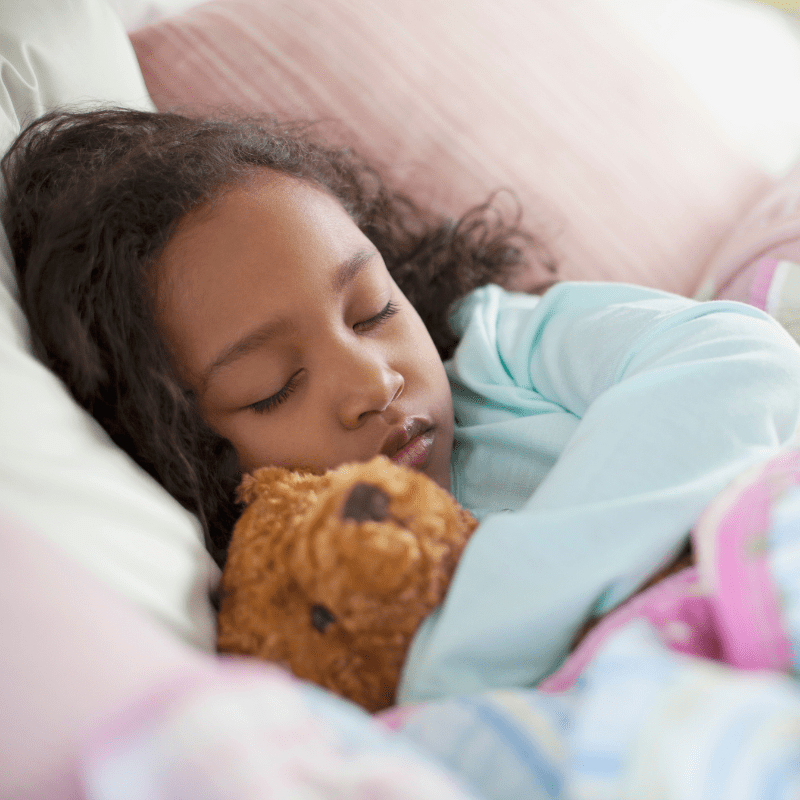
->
xmin=247 ymin=371 xmax=302 ymax=414
xmin=246 ymin=301 xmax=397 ymax=414
xmin=354 ymin=300 xmax=399 ymax=333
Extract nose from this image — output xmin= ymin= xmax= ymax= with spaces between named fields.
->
xmin=334 ymin=346 xmax=403 ymax=429
xmin=341 ymin=482 xmax=391 ymax=522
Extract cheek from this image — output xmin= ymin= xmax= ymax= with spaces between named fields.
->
xmin=407 ymin=318 xmax=450 ymax=394
xmin=197 ymin=407 xmax=274 ymax=474
xmin=228 ymin=431 xmax=263 ymax=474
xmin=402 ymin=301 xmax=440 ymax=358
xmin=215 ymin=410 xmax=327 ymax=475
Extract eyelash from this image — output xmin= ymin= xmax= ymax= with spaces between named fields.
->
xmin=248 ymin=372 xmax=302 ymax=414
xmin=247 ymin=301 xmax=400 ymax=414
xmin=353 ymin=300 xmax=400 ymax=332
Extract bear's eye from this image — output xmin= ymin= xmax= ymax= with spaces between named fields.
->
xmin=311 ymin=604 xmax=337 ymax=633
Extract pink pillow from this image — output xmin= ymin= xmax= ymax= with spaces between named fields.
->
xmin=130 ymin=0 xmax=770 ymax=296
xmin=696 ymin=160 xmax=800 ymax=344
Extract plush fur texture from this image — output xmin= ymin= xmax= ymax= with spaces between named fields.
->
xmin=217 ymin=455 xmax=478 ymax=712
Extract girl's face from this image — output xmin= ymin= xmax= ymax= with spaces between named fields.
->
xmin=155 ymin=172 xmax=454 ymax=490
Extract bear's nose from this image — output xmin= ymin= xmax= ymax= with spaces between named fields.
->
xmin=341 ymin=482 xmax=390 ymax=522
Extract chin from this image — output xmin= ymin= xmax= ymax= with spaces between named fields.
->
xmin=425 ymin=460 xmax=452 ymax=493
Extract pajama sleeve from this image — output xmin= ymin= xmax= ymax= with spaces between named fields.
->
xmin=399 ymin=282 xmax=800 ymax=703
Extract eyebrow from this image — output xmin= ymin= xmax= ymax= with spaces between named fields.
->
xmin=201 ymin=249 xmax=377 ymax=385
xmin=331 ymin=249 xmax=376 ymax=292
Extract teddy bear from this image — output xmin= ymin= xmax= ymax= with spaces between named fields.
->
xmin=216 ymin=455 xmax=478 ymax=712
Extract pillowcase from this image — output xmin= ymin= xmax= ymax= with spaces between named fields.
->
xmin=0 ymin=0 xmax=218 ymax=649
xmin=695 ymin=159 xmax=800 ymax=344
xmin=129 ymin=0 xmax=771 ymax=297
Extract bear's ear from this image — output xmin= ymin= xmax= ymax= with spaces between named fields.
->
xmin=236 ymin=466 xmax=329 ymax=506
xmin=236 ymin=473 xmax=259 ymax=505
xmin=236 ymin=466 xmax=296 ymax=505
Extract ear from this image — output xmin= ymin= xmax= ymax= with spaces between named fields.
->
xmin=236 ymin=466 xmax=331 ymax=506
xmin=236 ymin=466 xmax=297 ymax=505
xmin=235 ymin=473 xmax=259 ymax=505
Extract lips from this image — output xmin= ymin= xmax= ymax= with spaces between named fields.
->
xmin=390 ymin=431 xmax=434 ymax=469
xmin=381 ymin=419 xmax=434 ymax=470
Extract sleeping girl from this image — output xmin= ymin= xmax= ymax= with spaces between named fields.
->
xmin=5 ymin=108 xmax=800 ymax=705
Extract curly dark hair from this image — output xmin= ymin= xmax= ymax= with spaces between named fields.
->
xmin=2 ymin=107 xmax=556 ymax=563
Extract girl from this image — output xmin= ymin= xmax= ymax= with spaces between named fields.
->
xmin=5 ymin=108 xmax=800 ymax=705
xmin=2 ymin=108 xmax=553 ymax=562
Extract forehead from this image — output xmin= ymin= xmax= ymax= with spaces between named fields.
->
xmin=162 ymin=172 xmax=358 ymax=266
xmin=153 ymin=172 xmax=374 ymax=379
xmin=155 ymin=171 xmax=369 ymax=307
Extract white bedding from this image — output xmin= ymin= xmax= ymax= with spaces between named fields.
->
xmin=601 ymin=0 xmax=800 ymax=176
xmin=0 ymin=0 xmax=219 ymax=651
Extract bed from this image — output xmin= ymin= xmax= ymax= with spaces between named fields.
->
xmin=4 ymin=0 xmax=800 ymax=797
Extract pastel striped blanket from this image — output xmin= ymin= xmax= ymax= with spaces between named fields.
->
xmin=83 ymin=445 xmax=800 ymax=799
xmin=380 ymin=444 xmax=800 ymax=799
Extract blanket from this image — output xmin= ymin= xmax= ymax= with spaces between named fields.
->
xmin=82 ymin=444 xmax=800 ymax=799
xmin=378 ymin=444 xmax=800 ymax=798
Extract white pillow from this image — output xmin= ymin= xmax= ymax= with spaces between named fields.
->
xmin=0 ymin=0 xmax=218 ymax=649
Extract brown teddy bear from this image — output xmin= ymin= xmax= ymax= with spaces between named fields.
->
xmin=216 ymin=455 xmax=478 ymax=712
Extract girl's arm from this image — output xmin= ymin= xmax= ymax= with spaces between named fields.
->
xmin=399 ymin=282 xmax=800 ymax=703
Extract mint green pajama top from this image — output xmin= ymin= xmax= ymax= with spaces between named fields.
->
xmin=398 ymin=281 xmax=800 ymax=703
